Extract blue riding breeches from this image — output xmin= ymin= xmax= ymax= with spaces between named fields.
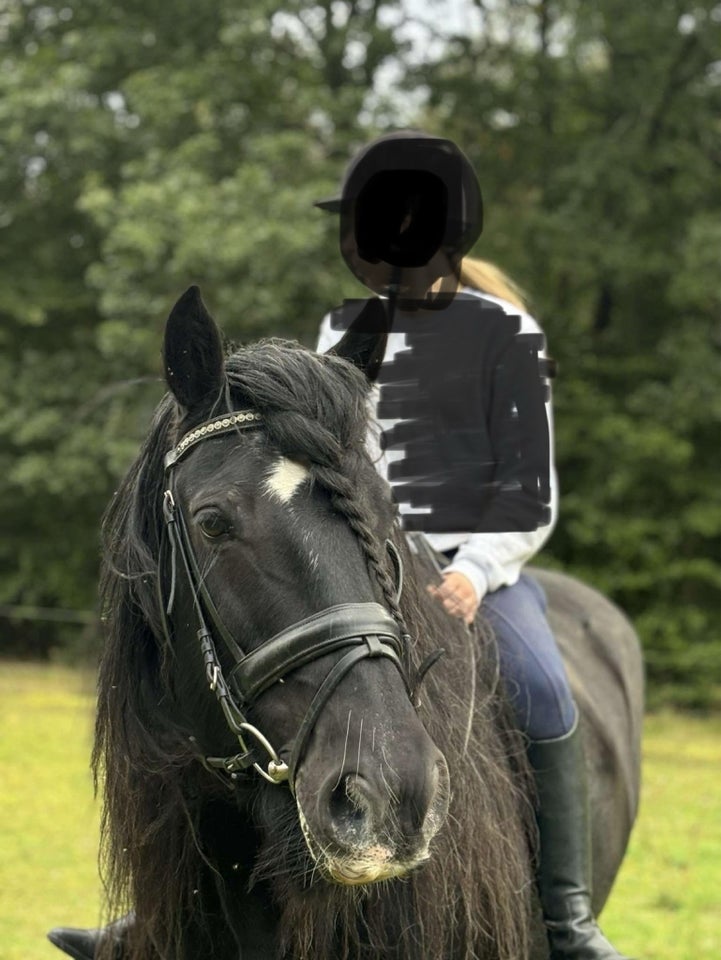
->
xmin=481 ymin=573 xmax=576 ymax=741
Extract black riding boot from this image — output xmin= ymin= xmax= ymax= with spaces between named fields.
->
xmin=47 ymin=913 xmax=133 ymax=960
xmin=528 ymin=722 xmax=631 ymax=960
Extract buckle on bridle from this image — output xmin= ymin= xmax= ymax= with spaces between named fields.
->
xmin=238 ymin=722 xmax=289 ymax=784
xmin=163 ymin=488 xmax=175 ymax=521
xmin=205 ymin=723 xmax=289 ymax=784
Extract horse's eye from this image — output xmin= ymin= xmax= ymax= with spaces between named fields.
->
xmin=197 ymin=511 xmax=231 ymax=540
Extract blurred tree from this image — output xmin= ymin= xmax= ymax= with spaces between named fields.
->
xmin=0 ymin=0 xmax=403 ymax=656
xmin=1 ymin=0 xmax=718 ymax=705
xmin=419 ymin=0 xmax=721 ymax=705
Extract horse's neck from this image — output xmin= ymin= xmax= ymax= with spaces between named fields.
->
xmin=183 ymin=884 xmax=279 ymax=960
xmin=190 ymin=796 xmax=281 ymax=959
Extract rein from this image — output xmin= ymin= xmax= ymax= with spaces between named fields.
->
xmin=159 ymin=410 xmax=415 ymax=792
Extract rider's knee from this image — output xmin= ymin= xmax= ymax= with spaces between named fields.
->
xmin=522 ymin=663 xmax=576 ymax=741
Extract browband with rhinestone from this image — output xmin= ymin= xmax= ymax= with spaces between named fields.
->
xmin=164 ymin=411 xmax=263 ymax=469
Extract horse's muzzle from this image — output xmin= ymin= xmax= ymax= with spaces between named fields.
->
xmin=296 ymin=747 xmax=450 ymax=885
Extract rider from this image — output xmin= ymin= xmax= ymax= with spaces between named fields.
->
xmin=315 ymin=131 xmax=631 ymax=960
xmin=48 ymin=132 xmax=630 ymax=960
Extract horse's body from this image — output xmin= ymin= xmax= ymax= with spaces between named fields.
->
xmin=64 ymin=288 xmax=642 ymax=960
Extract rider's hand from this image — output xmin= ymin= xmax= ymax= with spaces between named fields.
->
xmin=427 ymin=572 xmax=479 ymax=625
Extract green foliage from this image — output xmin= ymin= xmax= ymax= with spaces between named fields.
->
xmin=0 ymin=1 xmax=718 ymax=702
xmin=419 ymin=0 xmax=721 ymax=705
xmin=0 ymin=0 xmax=389 ymax=655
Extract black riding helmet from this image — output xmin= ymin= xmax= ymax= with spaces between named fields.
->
xmin=316 ymin=131 xmax=483 ymax=289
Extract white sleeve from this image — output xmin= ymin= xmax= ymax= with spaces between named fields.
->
xmin=443 ymin=470 xmax=558 ymax=602
xmin=316 ymin=312 xmax=344 ymax=353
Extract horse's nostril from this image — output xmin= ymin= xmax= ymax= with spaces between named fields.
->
xmin=330 ymin=786 xmax=364 ymax=823
xmin=327 ymin=775 xmax=376 ymax=844
xmin=314 ymin=753 xmax=448 ymax=858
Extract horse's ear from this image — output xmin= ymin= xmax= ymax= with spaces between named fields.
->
xmin=326 ymin=298 xmax=390 ymax=383
xmin=163 ymin=286 xmax=225 ymax=412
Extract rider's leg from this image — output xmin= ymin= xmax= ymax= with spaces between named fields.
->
xmin=483 ymin=572 xmax=576 ymax=741
xmin=484 ymin=573 xmax=631 ymax=960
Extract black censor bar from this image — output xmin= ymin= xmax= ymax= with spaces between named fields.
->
xmin=331 ymin=295 xmax=552 ymax=533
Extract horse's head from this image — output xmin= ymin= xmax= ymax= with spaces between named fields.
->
xmin=159 ymin=286 xmax=449 ymax=886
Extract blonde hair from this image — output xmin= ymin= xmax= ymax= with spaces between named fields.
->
xmin=457 ymin=257 xmax=529 ymax=312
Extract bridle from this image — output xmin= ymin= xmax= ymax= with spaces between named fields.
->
xmin=160 ymin=409 xmax=416 ymax=793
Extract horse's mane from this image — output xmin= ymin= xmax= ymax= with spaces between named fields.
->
xmin=95 ymin=339 xmax=535 ymax=960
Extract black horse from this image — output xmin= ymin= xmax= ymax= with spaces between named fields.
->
xmin=50 ymin=288 xmax=643 ymax=960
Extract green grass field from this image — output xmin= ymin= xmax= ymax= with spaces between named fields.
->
xmin=1 ymin=662 xmax=719 ymax=959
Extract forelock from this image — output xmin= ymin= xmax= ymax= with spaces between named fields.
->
xmin=223 ymin=340 xmax=370 ymax=468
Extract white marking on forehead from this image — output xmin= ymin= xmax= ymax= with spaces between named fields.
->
xmin=264 ymin=457 xmax=309 ymax=504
